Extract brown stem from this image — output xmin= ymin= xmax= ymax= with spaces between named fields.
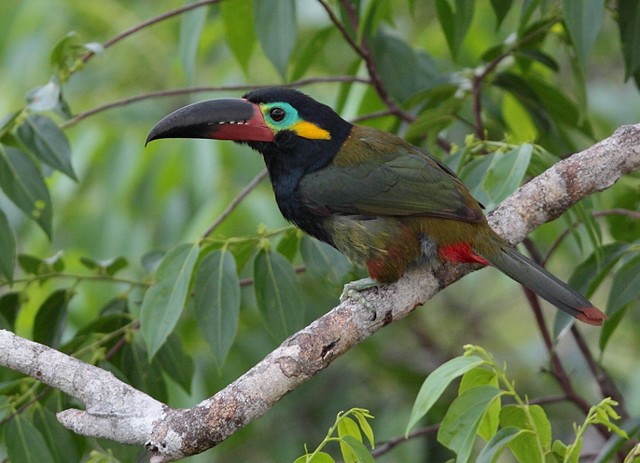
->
xmin=370 ymin=424 xmax=439 ymax=458
xmin=317 ymin=0 xmax=414 ymax=122
xmin=570 ymin=325 xmax=629 ymax=419
xmin=522 ymin=287 xmax=596 ymax=416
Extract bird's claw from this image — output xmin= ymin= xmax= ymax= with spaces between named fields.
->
xmin=340 ymin=278 xmax=380 ymax=320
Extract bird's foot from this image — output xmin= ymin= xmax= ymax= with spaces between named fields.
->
xmin=340 ymin=278 xmax=380 ymax=319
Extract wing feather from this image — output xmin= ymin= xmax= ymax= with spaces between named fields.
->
xmin=298 ymin=127 xmax=484 ymax=223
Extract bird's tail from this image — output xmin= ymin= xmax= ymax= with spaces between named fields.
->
xmin=480 ymin=241 xmax=606 ymax=326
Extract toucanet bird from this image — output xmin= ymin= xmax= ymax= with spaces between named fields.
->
xmin=146 ymin=87 xmax=606 ymax=326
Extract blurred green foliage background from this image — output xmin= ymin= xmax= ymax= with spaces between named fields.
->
xmin=1 ymin=1 xmax=640 ymax=462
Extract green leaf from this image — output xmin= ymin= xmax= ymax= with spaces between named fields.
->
xmin=26 ymin=79 xmax=63 ymax=113
xmin=33 ymin=406 xmax=81 ymax=463
xmin=0 ymin=145 xmax=53 ymax=237
xmin=527 ymin=78 xmax=580 ymax=127
xmin=371 ymin=30 xmax=445 ymax=103
xmin=515 ymin=49 xmax=559 ymax=72
xmin=404 ymin=85 xmax=460 ymax=145
xmin=253 ymin=248 xmax=305 ymax=339
xmin=606 ymin=253 xmax=640 ymax=317
xmin=562 ymin=0 xmax=605 ymax=67
xmin=353 ymin=409 xmax=375 ymax=448
xmin=85 ymin=449 xmax=122 ymax=463
xmin=618 ymin=0 xmax=640 ymax=83
xmin=554 ymin=243 xmax=629 ymax=341
xmin=105 ymin=256 xmax=128 ymax=275
xmin=116 ymin=339 xmax=168 ymax=403
xmin=221 ymin=0 xmax=256 ymax=73
xmin=599 ymin=253 xmax=640 ymax=350
xmin=75 ymin=312 xmax=130 ymax=337
xmin=338 ymin=416 xmax=362 ymax=463
xmin=79 ymin=256 xmax=128 ymax=275
xmin=140 ymin=242 xmax=199 ymax=360
xmin=254 ymin=0 xmax=296 ymax=78
xmin=179 ymin=0 xmax=207 ymax=83
xmin=276 ymin=227 xmax=300 ymax=261
xmin=5 ymin=413 xmax=56 ymax=463
xmin=481 ymin=144 xmax=532 ymax=210
xmin=0 ymin=208 xmax=16 ymax=282
xmin=18 ymin=253 xmax=47 ymax=275
xmin=359 ymin=0 xmax=393 ymax=40
xmin=16 ymin=115 xmax=76 ymax=180
xmin=501 ymin=92 xmax=538 ymax=142
xmin=477 ymin=426 xmax=523 ymax=463
xmin=594 ymin=417 xmax=640 ymax=463
xmin=192 ymin=249 xmax=240 ymax=367
xmin=141 ymin=249 xmax=165 ymax=273
xmin=435 ymin=0 xmax=475 ymax=59
xmin=33 ymin=289 xmax=73 ymax=348
xmin=300 ymin=236 xmax=352 ymax=284
xmin=0 ymin=110 xmax=22 ymax=140
xmin=340 ymin=435 xmax=375 ymax=463
xmin=437 ymin=386 xmax=502 ymax=463
xmin=518 ymin=0 xmax=542 ymax=30
xmin=290 ymin=27 xmax=333 ymax=81
xmin=490 ymin=0 xmax=513 ymax=28
xmin=50 ymin=32 xmax=80 ymax=80
xmin=292 ymin=452 xmax=335 ymax=463
xmin=155 ymin=332 xmax=195 ymax=393
xmin=569 ymin=243 xmax=629 ymax=296
xmin=0 ymin=292 xmax=21 ymax=329
xmin=459 ymin=368 xmax=501 ymax=441
xmin=406 ymin=354 xmax=485 ymax=434
xmin=499 ymin=404 xmax=551 ymax=461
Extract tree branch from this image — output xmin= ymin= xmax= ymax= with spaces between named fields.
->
xmin=1 ymin=124 xmax=639 ymax=461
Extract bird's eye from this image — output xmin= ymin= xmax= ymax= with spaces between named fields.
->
xmin=269 ymin=107 xmax=286 ymax=122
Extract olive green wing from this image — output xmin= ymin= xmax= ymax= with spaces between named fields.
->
xmin=298 ymin=133 xmax=483 ymax=223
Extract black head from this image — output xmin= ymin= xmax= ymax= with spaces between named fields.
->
xmin=240 ymin=87 xmax=353 ymax=174
xmin=146 ymin=87 xmax=353 ymax=176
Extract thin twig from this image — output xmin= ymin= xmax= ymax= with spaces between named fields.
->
xmin=81 ymin=0 xmax=221 ymax=64
xmin=370 ymin=424 xmax=439 ymax=458
xmin=528 ymin=394 xmax=570 ymax=406
xmin=202 ymin=169 xmax=269 ymax=238
xmin=543 ymin=208 xmax=640 ymax=265
xmin=317 ymin=0 xmax=414 ymax=123
xmin=469 ymin=16 xmax=561 ymax=141
xmin=239 ymin=265 xmax=306 ymax=287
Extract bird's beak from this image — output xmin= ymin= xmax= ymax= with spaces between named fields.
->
xmin=145 ymin=98 xmax=275 ymax=145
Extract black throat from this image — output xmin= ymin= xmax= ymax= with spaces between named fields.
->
xmin=246 ymin=123 xmax=352 ymax=244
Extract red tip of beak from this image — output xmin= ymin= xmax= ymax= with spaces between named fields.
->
xmin=576 ymin=306 xmax=607 ymax=326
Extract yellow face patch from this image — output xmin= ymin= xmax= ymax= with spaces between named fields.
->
xmin=291 ymin=120 xmax=331 ymax=140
